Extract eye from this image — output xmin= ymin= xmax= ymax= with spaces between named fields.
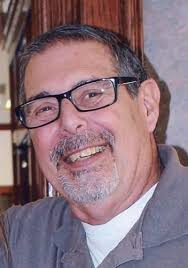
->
xmin=36 ymin=106 xmax=53 ymax=114
xmin=72 ymin=79 xmax=114 ymax=110
xmin=86 ymin=90 xmax=104 ymax=99
xmin=34 ymin=103 xmax=57 ymax=117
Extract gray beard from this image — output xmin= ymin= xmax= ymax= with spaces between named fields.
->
xmin=57 ymin=161 xmax=119 ymax=203
xmin=50 ymin=129 xmax=117 ymax=203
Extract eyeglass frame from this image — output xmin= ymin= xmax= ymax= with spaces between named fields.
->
xmin=15 ymin=76 xmax=141 ymax=129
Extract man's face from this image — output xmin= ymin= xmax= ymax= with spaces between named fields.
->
xmin=24 ymin=41 xmax=159 ymax=222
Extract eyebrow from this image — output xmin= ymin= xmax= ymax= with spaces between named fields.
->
xmin=26 ymin=76 xmax=100 ymax=102
xmin=27 ymin=91 xmax=50 ymax=102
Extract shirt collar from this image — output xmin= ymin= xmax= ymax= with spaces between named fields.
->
xmin=53 ymin=208 xmax=85 ymax=252
xmin=142 ymin=144 xmax=188 ymax=248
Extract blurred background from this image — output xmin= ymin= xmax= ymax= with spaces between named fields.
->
xmin=0 ymin=0 xmax=187 ymax=210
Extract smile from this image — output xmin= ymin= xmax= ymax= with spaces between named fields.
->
xmin=66 ymin=146 xmax=105 ymax=163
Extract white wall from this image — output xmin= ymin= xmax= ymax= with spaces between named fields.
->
xmin=0 ymin=130 xmax=13 ymax=185
xmin=0 ymin=47 xmax=13 ymax=186
xmin=144 ymin=0 xmax=188 ymax=164
xmin=0 ymin=48 xmax=11 ymax=123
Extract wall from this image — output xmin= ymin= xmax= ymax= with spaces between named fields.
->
xmin=0 ymin=48 xmax=11 ymax=123
xmin=144 ymin=0 xmax=188 ymax=164
xmin=0 ymin=48 xmax=13 ymax=186
xmin=0 ymin=130 xmax=13 ymax=185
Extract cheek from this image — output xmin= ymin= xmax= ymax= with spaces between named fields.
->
xmin=30 ymin=129 xmax=60 ymax=183
xmin=98 ymin=103 xmax=145 ymax=167
xmin=30 ymin=129 xmax=54 ymax=164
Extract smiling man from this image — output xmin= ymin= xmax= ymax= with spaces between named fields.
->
xmin=2 ymin=24 xmax=188 ymax=268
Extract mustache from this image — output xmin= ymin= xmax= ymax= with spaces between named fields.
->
xmin=49 ymin=129 xmax=115 ymax=167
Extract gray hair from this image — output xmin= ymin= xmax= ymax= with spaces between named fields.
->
xmin=18 ymin=24 xmax=148 ymax=103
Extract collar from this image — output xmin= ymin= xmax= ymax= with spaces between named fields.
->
xmin=53 ymin=208 xmax=85 ymax=252
xmin=142 ymin=144 xmax=188 ymax=248
xmin=53 ymin=208 xmax=94 ymax=266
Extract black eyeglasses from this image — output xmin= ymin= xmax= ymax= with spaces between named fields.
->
xmin=15 ymin=77 xmax=139 ymax=129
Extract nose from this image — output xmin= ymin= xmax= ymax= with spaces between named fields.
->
xmin=58 ymin=99 xmax=88 ymax=134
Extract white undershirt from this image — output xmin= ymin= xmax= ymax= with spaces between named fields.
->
xmin=82 ymin=183 xmax=157 ymax=267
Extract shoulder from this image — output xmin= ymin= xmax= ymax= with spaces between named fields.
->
xmin=158 ymin=144 xmax=188 ymax=181
xmin=142 ymin=145 xmax=188 ymax=247
xmin=5 ymin=197 xmax=68 ymax=221
xmin=3 ymin=197 xmax=72 ymax=240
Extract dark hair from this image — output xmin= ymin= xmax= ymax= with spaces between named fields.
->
xmin=18 ymin=24 xmax=147 ymax=103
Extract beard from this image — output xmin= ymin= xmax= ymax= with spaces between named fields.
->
xmin=57 ymin=157 xmax=119 ymax=203
xmin=50 ymin=129 xmax=120 ymax=204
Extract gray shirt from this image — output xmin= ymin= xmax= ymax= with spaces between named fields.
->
xmin=1 ymin=145 xmax=188 ymax=268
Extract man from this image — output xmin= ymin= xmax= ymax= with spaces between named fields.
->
xmin=2 ymin=24 xmax=188 ymax=267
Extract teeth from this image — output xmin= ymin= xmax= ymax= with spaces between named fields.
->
xmin=68 ymin=146 xmax=105 ymax=163
xmin=96 ymin=147 xmax=100 ymax=153
xmin=81 ymin=150 xmax=88 ymax=157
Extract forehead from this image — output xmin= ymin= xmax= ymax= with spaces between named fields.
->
xmin=24 ymin=41 xmax=118 ymax=99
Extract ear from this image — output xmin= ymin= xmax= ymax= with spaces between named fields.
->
xmin=138 ymin=78 xmax=160 ymax=132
